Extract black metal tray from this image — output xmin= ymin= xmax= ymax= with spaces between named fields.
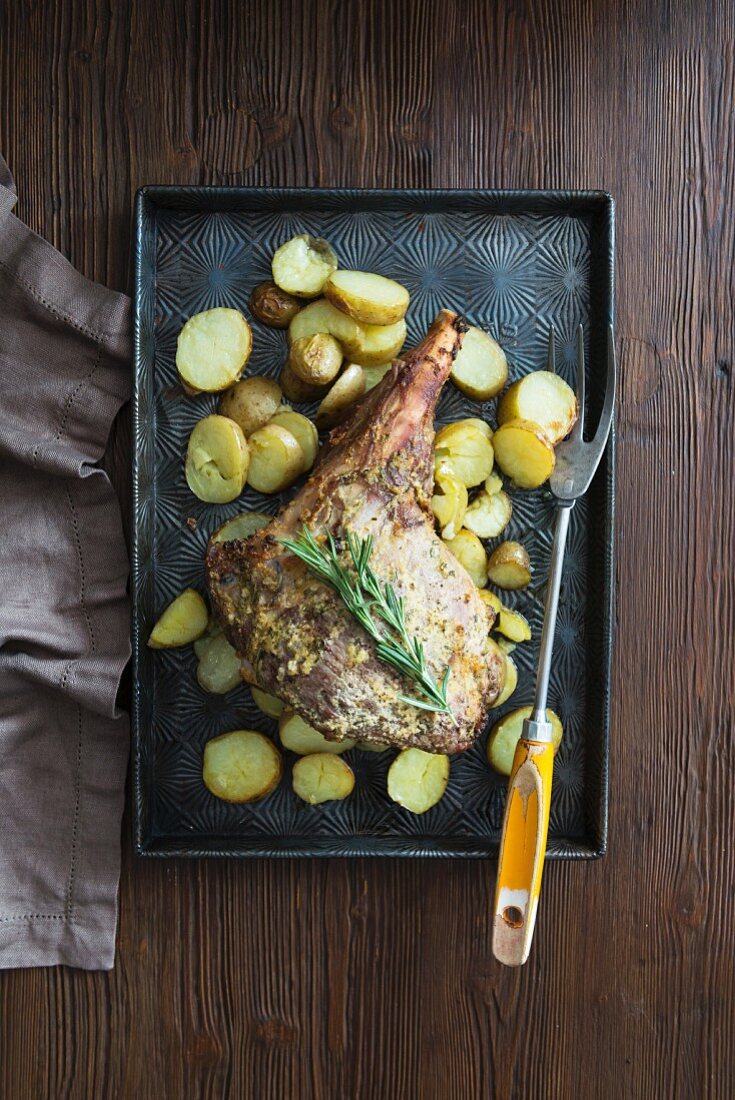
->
xmin=133 ymin=187 xmax=614 ymax=859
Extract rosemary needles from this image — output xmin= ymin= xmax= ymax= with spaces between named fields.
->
xmin=280 ymin=526 xmax=453 ymax=717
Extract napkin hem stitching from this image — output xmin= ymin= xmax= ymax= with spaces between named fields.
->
xmin=0 ymin=256 xmax=111 ymax=344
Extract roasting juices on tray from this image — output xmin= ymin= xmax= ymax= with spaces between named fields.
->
xmin=147 ymin=231 xmax=578 ymax=811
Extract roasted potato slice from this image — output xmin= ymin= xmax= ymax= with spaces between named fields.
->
xmin=362 ymin=362 xmax=393 ymax=392
xmin=203 ymin=730 xmax=282 ymax=803
xmin=279 ymin=360 xmax=329 ymax=404
xmin=495 ymin=604 xmax=532 ymax=642
xmin=485 ymin=471 xmax=503 ymax=495
xmin=148 ymin=588 xmax=209 ymax=649
xmin=272 ymin=234 xmax=338 ymax=298
xmin=288 ymin=333 xmax=343 ymax=386
xmin=210 ymin=511 xmax=271 ymax=544
xmin=498 ymin=370 xmax=578 ymax=445
xmin=479 ymin=588 xmax=503 ymax=620
xmin=487 ymin=541 xmax=532 ymax=589
xmin=450 ymin=325 xmax=508 ymax=400
xmin=444 ymin=529 xmax=488 ymax=588
xmin=357 ymin=741 xmax=390 ymax=753
xmin=218 ymin=376 xmax=282 ymax=437
xmin=490 ymin=653 xmax=518 ymax=709
xmin=176 ymin=308 xmax=252 ymax=393
xmin=247 ymin=422 xmax=305 ymax=493
xmin=249 ymin=280 xmax=301 ymax=328
xmin=287 ymin=298 xmax=362 ymax=350
xmin=315 ymin=364 xmax=366 ymax=429
xmin=434 ymin=420 xmax=494 ymax=487
xmin=251 ymin=686 xmax=285 ymax=719
xmin=496 ymin=637 xmax=517 ymax=655
xmin=279 ymin=710 xmax=356 ymax=755
xmin=492 ymin=418 xmax=555 ymax=489
xmin=387 ymin=748 xmax=449 ymax=814
xmin=324 ymin=270 xmax=410 ymax=325
xmin=462 ymin=489 xmax=512 ymax=539
xmin=487 ymin=706 xmax=563 ymax=776
xmin=269 ymin=411 xmax=319 ymax=470
xmin=195 ymin=631 xmax=242 ymax=693
xmin=463 ymin=417 xmax=493 ymax=440
xmin=347 ymin=318 xmax=407 ymax=367
xmin=431 ymin=466 xmax=468 ymax=540
xmin=292 ymin=753 xmax=355 ymax=804
xmin=185 ymin=415 xmax=249 ymax=504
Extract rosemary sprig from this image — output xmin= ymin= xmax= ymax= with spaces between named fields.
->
xmin=279 ymin=526 xmax=453 ymax=716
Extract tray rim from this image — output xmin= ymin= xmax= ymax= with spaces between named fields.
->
xmin=132 ymin=185 xmax=615 ymax=860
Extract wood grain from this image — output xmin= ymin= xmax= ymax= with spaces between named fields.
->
xmin=1 ymin=0 xmax=734 ymax=1096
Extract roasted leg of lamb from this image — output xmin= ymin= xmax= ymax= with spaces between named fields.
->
xmin=206 ymin=310 xmax=504 ymax=753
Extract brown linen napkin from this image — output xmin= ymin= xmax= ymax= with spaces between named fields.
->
xmin=0 ymin=156 xmax=131 ymax=970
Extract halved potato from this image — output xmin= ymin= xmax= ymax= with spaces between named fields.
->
xmin=485 ymin=471 xmax=503 ymax=495
xmin=479 ymin=588 xmax=503 ymax=620
xmin=362 ymin=362 xmax=393 ymax=392
xmin=498 ymin=370 xmax=578 ymax=445
xmin=315 ymin=364 xmax=366 ymax=429
xmin=495 ymin=604 xmax=532 ymax=642
xmin=347 ymin=318 xmax=407 ymax=367
xmin=251 ymin=686 xmax=285 ymax=719
xmin=443 ymin=529 xmax=488 ymax=588
xmin=462 ymin=489 xmax=512 ymax=539
xmin=269 ymin=411 xmax=319 ymax=470
xmin=287 ymin=298 xmax=362 ymax=350
xmin=387 ymin=748 xmax=449 ymax=814
xmin=492 ymin=418 xmax=555 ymax=489
xmin=176 ymin=308 xmax=252 ymax=394
xmin=463 ymin=417 xmax=493 ymax=440
xmin=487 ymin=706 xmax=563 ymax=776
xmin=218 ymin=376 xmax=283 ymax=437
xmin=249 ymin=280 xmax=301 ymax=328
xmin=148 ymin=589 xmax=209 ymax=649
xmin=185 ymin=415 xmax=249 ymax=504
xmin=487 ymin=636 xmax=507 ymax=692
xmin=203 ymin=730 xmax=282 ymax=803
xmin=324 ymin=270 xmax=410 ymax=325
xmin=487 ymin=541 xmax=532 ymax=589
xmin=195 ymin=631 xmax=242 ymax=693
xmin=434 ymin=421 xmax=494 ymax=487
xmin=431 ymin=466 xmax=468 ymax=540
xmin=450 ymin=326 xmax=508 ymax=400
xmin=496 ymin=637 xmax=517 ymax=655
xmin=279 ymin=360 xmax=329 ymax=404
xmin=288 ymin=333 xmax=343 ymax=386
xmin=292 ymin=753 xmax=355 ymax=804
xmin=279 ymin=710 xmax=356 ymax=755
xmin=272 ymin=234 xmax=338 ymax=298
xmin=490 ymin=653 xmax=518 ymax=709
xmin=247 ymin=423 xmax=305 ymax=493
xmin=210 ymin=511 xmax=271 ymax=544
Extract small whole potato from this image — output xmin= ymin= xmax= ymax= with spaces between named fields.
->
xmin=218 ymin=376 xmax=282 ymax=437
xmin=249 ymin=280 xmax=301 ymax=328
xmin=288 ymin=333 xmax=343 ymax=386
xmin=279 ymin=360 xmax=330 ymax=404
xmin=486 ymin=541 xmax=532 ymax=589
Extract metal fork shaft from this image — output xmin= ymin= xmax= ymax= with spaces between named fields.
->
xmin=531 ymin=501 xmax=575 ymax=721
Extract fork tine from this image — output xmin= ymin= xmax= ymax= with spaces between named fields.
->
xmin=547 ymin=326 xmax=556 ymax=373
xmin=570 ymin=324 xmax=586 ymax=441
xmin=588 ymin=325 xmax=616 ymax=455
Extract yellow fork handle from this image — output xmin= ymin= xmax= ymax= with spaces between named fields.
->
xmin=492 ymin=739 xmax=555 ymax=967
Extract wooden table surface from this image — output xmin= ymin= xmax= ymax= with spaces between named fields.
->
xmin=2 ymin=1 xmax=734 ymax=1096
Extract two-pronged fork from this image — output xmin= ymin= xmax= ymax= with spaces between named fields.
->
xmin=492 ymin=324 xmax=616 ymax=967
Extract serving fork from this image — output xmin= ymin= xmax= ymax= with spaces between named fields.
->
xmin=492 ymin=325 xmax=616 ymax=967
